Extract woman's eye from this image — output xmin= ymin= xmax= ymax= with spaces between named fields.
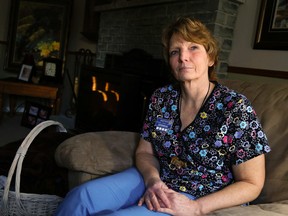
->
xmin=190 ymin=45 xmax=198 ymax=50
xmin=169 ymin=50 xmax=178 ymax=56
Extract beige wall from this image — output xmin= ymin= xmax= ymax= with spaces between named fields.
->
xmin=229 ymin=0 xmax=288 ymax=73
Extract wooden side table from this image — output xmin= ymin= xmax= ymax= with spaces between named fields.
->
xmin=0 ymin=78 xmax=62 ymax=119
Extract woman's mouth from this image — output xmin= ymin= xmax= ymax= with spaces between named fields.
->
xmin=178 ymin=66 xmax=194 ymax=71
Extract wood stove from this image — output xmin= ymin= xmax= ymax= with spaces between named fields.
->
xmin=75 ymin=49 xmax=170 ymax=132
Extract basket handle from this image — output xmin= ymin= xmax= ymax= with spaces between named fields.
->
xmin=2 ymin=120 xmax=67 ymax=212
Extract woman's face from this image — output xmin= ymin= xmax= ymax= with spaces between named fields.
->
xmin=169 ymin=34 xmax=214 ymax=83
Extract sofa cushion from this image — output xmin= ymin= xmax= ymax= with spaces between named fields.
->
xmin=220 ymin=80 xmax=288 ymax=203
xmin=55 ymin=131 xmax=140 ymax=185
xmin=209 ymin=199 xmax=288 ymax=216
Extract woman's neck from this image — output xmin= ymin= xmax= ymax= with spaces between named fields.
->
xmin=180 ymin=79 xmax=211 ymax=107
xmin=179 ymin=80 xmax=214 ymax=131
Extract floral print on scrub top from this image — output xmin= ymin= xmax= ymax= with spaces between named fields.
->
xmin=141 ymin=82 xmax=271 ymax=198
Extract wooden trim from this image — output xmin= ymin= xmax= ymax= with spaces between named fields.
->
xmin=228 ymin=66 xmax=288 ymax=79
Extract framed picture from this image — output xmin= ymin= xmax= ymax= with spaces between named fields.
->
xmin=41 ymin=57 xmax=63 ymax=84
xmin=21 ymin=101 xmax=52 ymax=128
xmin=4 ymin=0 xmax=73 ymax=72
xmin=18 ymin=64 xmax=33 ymax=82
xmin=254 ymin=0 xmax=288 ymax=50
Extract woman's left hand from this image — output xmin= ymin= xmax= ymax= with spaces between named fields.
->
xmin=158 ymin=189 xmax=203 ymax=216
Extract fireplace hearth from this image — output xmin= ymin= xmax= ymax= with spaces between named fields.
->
xmin=75 ymin=49 xmax=170 ymax=132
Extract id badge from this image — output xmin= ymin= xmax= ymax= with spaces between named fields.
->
xmin=155 ymin=118 xmax=174 ymax=132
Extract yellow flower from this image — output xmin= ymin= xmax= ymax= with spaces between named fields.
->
xmin=40 ymin=49 xmax=50 ymax=57
xmin=37 ymin=40 xmax=60 ymax=57
xmin=51 ymin=41 xmax=60 ymax=51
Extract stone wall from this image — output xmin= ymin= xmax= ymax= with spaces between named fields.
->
xmin=95 ymin=0 xmax=243 ymax=75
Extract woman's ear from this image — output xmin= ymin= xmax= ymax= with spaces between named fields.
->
xmin=208 ymin=60 xmax=214 ymax=67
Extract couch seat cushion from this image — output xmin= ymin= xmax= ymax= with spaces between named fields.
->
xmin=209 ymin=200 xmax=288 ymax=216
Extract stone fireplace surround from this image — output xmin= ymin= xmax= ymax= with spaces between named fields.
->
xmin=94 ymin=0 xmax=244 ymax=74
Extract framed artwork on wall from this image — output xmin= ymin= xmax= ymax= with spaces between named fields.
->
xmin=4 ymin=0 xmax=73 ymax=72
xmin=254 ymin=0 xmax=288 ymax=50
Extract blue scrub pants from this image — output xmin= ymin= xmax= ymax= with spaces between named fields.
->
xmin=54 ymin=167 xmax=195 ymax=216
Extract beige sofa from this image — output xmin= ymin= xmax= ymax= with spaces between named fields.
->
xmin=55 ymin=79 xmax=288 ymax=215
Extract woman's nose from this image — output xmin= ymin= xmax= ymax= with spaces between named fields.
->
xmin=179 ymin=50 xmax=189 ymax=62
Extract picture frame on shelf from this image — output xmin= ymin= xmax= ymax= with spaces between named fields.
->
xmin=254 ymin=0 xmax=288 ymax=50
xmin=18 ymin=64 xmax=33 ymax=82
xmin=41 ymin=57 xmax=63 ymax=84
xmin=5 ymin=0 xmax=72 ymax=72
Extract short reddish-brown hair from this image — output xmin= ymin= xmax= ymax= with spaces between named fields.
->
xmin=162 ymin=17 xmax=219 ymax=81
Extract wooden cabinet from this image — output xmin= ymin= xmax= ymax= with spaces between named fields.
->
xmin=0 ymin=78 xmax=62 ymax=119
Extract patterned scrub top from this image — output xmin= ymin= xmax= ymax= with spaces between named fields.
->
xmin=140 ymin=82 xmax=271 ymax=198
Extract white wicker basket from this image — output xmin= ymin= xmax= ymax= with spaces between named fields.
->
xmin=0 ymin=120 xmax=67 ymax=216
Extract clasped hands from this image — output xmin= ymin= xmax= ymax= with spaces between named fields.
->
xmin=138 ymin=178 xmax=203 ymax=216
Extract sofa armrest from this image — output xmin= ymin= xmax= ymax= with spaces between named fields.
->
xmin=55 ymin=131 xmax=140 ymax=181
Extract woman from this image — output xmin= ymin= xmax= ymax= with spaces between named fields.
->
xmin=55 ymin=17 xmax=270 ymax=216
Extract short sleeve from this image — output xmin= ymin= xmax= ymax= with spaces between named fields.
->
xmin=140 ymin=89 xmax=159 ymax=143
xmin=228 ymin=94 xmax=271 ymax=165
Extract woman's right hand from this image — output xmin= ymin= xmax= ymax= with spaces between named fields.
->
xmin=138 ymin=177 xmax=171 ymax=211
